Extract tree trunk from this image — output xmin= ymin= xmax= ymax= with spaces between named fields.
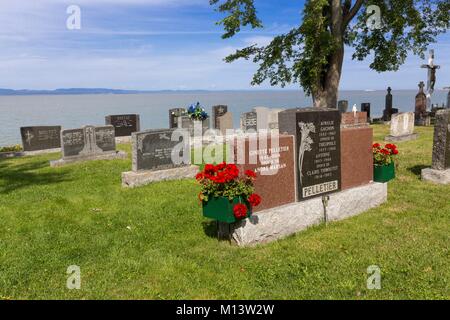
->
xmin=312 ymin=0 xmax=345 ymax=109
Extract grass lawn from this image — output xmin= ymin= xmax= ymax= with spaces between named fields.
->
xmin=0 ymin=125 xmax=449 ymax=300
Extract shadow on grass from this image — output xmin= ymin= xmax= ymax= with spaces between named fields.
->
xmin=0 ymin=158 xmax=71 ymax=194
xmin=202 ymin=221 xmax=218 ymax=239
xmin=407 ymin=164 xmax=428 ymax=177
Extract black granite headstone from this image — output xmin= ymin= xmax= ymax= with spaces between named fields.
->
xmin=61 ymin=125 xmax=116 ymax=158
xmin=20 ymin=126 xmax=61 ymax=152
xmin=132 ymin=129 xmax=189 ymax=171
xmin=169 ymin=108 xmax=186 ymax=129
xmin=105 ymin=114 xmax=140 ymax=137
xmin=212 ymin=105 xmax=228 ymax=129
xmin=241 ymin=112 xmax=257 ymax=132
xmin=361 ymin=103 xmax=371 ymax=119
xmin=296 ymin=109 xmax=341 ymax=200
xmin=431 ymin=109 xmax=450 ymax=170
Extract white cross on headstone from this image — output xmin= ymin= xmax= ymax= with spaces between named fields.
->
xmin=25 ymin=130 xmax=34 ymax=146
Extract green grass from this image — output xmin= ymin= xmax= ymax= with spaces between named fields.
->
xmin=0 ymin=125 xmax=449 ymax=300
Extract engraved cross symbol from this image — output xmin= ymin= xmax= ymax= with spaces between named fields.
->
xmin=25 ymin=130 xmax=34 ymax=146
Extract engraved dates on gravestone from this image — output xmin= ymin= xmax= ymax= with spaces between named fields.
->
xmin=20 ymin=126 xmax=61 ymax=152
xmin=61 ymin=125 xmax=116 ymax=158
xmin=241 ymin=112 xmax=257 ymax=132
xmin=295 ymin=109 xmax=341 ymax=201
xmin=105 ymin=114 xmax=140 ymax=137
xmin=132 ymin=129 xmax=189 ymax=172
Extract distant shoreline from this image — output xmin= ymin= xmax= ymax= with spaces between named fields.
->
xmin=0 ymin=88 xmax=447 ymax=96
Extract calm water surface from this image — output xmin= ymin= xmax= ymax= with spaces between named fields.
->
xmin=0 ymin=90 xmax=447 ymax=146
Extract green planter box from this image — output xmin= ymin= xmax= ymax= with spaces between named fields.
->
xmin=202 ymin=196 xmax=252 ymax=223
xmin=373 ymin=162 xmax=395 ymax=183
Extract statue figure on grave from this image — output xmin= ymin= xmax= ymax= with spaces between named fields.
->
xmin=421 ymin=50 xmax=440 ymax=96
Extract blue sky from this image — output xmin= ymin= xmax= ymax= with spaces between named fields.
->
xmin=0 ymin=0 xmax=448 ymax=91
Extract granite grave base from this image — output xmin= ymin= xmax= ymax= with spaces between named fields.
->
xmin=50 ymin=150 xmax=127 ymax=167
xmin=218 ymin=182 xmax=387 ymax=246
xmin=421 ymin=168 xmax=450 ymax=185
xmin=385 ymin=133 xmax=419 ymax=142
xmin=0 ymin=148 xmax=61 ymax=159
xmin=122 ymin=165 xmax=199 ymax=188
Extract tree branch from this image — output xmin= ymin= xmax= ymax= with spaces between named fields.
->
xmin=343 ymin=0 xmax=365 ymax=28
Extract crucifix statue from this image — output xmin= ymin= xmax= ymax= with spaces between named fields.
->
xmin=421 ymin=50 xmax=440 ymax=109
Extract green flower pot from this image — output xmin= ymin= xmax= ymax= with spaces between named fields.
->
xmin=202 ymin=196 xmax=252 ymax=223
xmin=373 ymin=162 xmax=395 ymax=183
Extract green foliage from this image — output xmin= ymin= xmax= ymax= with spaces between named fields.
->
xmin=211 ymin=0 xmax=450 ymax=96
xmin=0 ymin=145 xmax=22 ymax=153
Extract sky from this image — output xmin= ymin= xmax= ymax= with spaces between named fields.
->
xmin=0 ymin=0 xmax=448 ymax=91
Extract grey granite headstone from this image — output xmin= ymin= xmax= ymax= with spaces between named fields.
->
xmin=61 ymin=125 xmax=116 ymax=158
xmin=385 ymin=112 xmax=418 ymax=142
xmin=105 ymin=114 xmax=140 ymax=137
xmin=253 ymin=107 xmax=271 ymax=131
xmin=212 ymin=105 xmax=228 ymax=129
xmin=217 ymin=112 xmax=233 ymax=135
xmin=169 ymin=108 xmax=186 ymax=129
xmin=132 ymin=129 xmax=190 ymax=172
xmin=180 ymin=116 xmax=210 ymax=135
xmin=240 ymin=112 xmax=258 ymax=132
xmin=338 ymin=100 xmax=348 ymax=114
xmin=20 ymin=126 xmax=61 ymax=152
xmin=431 ymin=109 xmax=450 ymax=170
xmin=280 ymin=108 xmax=341 ymax=201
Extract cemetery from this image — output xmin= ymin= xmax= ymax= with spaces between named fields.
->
xmin=0 ymin=0 xmax=449 ymax=301
xmin=1 ymin=97 xmax=449 ymax=299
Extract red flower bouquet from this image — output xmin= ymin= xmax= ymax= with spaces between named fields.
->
xmin=373 ymin=143 xmax=399 ymax=166
xmin=197 ymin=162 xmax=262 ymax=222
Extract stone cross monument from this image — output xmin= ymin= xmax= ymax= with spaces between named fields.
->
xmin=421 ymin=50 xmax=440 ymax=109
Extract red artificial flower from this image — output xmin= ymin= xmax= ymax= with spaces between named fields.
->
xmin=245 ymin=170 xmax=257 ymax=178
xmin=248 ymin=194 xmax=261 ymax=207
xmin=233 ymin=203 xmax=248 ymax=219
xmin=373 ymin=143 xmax=381 ymax=148
xmin=392 ymin=149 xmax=399 ymax=155
xmin=195 ymin=172 xmax=204 ymax=181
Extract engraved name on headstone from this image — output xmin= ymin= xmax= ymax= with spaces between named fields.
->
xmin=294 ymin=109 xmax=341 ymax=200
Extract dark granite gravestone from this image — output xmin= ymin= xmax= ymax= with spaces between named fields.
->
xmin=431 ymin=109 xmax=450 ymax=170
xmin=20 ymin=126 xmax=61 ymax=152
xmin=240 ymin=112 xmax=257 ymax=132
xmin=212 ymin=105 xmax=228 ymax=129
xmin=382 ymin=87 xmax=399 ymax=121
xmin=105 ymin=114 xmax=140 ymax=137
xmin=61 ymin=125 xmax=116 ymax=158
xmin=338 ymin=100 xmax=349 ymax=113
xmin=132 ymin=129 xmax=189 ymax=172
xmin=361 ymin=103 xmax=371 ymax=120
xmin=279 ymin=108 xmax=341 ymax=201
xmin=169 ymin=108 xmax=186 ymax=129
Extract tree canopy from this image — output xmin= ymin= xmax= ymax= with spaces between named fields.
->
xmin=210 ymin=0 xmax=450 ymax=107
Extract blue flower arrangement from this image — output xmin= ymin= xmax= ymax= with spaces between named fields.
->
xmin=187 ymin=102 xmax=209 ymax=121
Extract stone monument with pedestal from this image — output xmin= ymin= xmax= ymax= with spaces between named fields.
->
xmin=122 ymin=129 xmax=197 ymax=188
xmin=50 ymin=125 xmax=127 ymax=167
xmin=421 ymin=109 xmax=450 ymax=184
xmin=385 ymin=112 xmax=418 ymax=142
xmin=219 ymin=107 xmax=387 ymax=246
xmin=415 ymin=82 xmax=431 ymax=126
xmin=382 ymin=87 xmax=399 ymax=121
